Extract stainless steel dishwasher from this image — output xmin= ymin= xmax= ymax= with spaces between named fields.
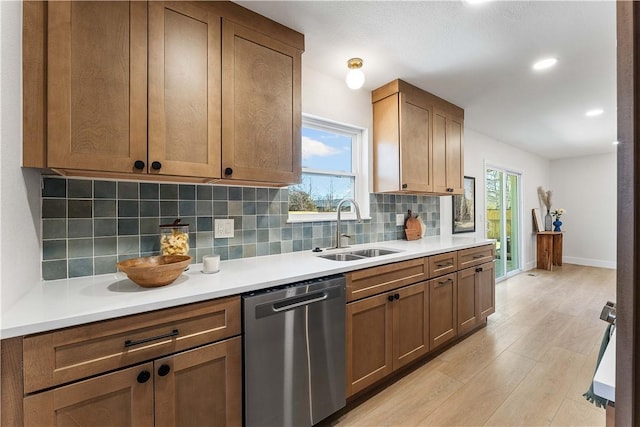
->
xmin=243 ymin=275 xmax=346 ymax=427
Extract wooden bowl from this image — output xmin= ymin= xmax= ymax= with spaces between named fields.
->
xmin=116 ymin=255 xmax=192 ymax=288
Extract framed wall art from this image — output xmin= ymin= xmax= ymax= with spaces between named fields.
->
xmin=452 ymin=176 xmax=476 ymax=234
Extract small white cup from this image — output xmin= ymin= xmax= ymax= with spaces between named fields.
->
xmin=202 ymin=254 xmax=220 ymax=274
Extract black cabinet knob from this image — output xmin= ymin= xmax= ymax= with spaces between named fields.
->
xmin=134 ymin=160 xmax=145 ymax=170
xmin=151 ymin=161 xmax=162 ymax=170
xmin=225 ymin=167 xmax=233 ymax=175
xmin=158 ymin=364 xmax=171 ymax=377
xmin=394 ymin=293 xmax=400 ymax=300
xmin=402 ymin=183 xmax=408 ymax=189
xmin=137 ymin=370 xmax=151 ymax=384
xmin=476 ymin=267 xmax=484 ymax=273
xmin=387 ymin=295 xmax=394 ymax=302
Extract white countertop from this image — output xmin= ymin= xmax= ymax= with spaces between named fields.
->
xmin=593 ymin=326 xmax=616 ymax=402
xmin=1 ymin=236 xmax=492 ymax=339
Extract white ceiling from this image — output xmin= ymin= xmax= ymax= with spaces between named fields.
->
xmin=236 ymin=0 xmax=617 ymax=160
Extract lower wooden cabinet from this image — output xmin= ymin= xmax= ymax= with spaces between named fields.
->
xmin=346 ymin=245 xmax=495 ymax=398
xmin=457 ymin=266 xmax=479 ymax=335
xmin=393 ymin=283 xmax=429 ymax=370
xmin=155 ymin=337 xmax=242 ymax=427
xmin=24 ymin=362 xmax=155 ymax=427
xmin=346 ymin=282 xmax=428 ymax=397
xmin=429 ymin=273 xmax=458 ymax=350
xmin=457 ymin=260 xmax=496 ymax=336
xmin=477 ymin=261 xmax=496 ymax=320
xmin=23 ymin=337 xmax=242 ymax=427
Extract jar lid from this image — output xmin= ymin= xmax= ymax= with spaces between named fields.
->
xmin=159 ymin=218 xmax=189 ymax=228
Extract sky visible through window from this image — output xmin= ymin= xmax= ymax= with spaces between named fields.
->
xmin=302 ymin=127 xmax=352 ymax=172
xmin=290 ymin=127 xmax=355 ymax=212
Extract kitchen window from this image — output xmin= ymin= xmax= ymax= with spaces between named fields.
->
xmin=288 ymin=115 xmax=369 ymax=222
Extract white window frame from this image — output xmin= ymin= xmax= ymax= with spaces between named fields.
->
xmin=288 ymin=114 xmax=370 ymax=223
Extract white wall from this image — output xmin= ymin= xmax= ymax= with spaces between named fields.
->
xmin=550 ymin=152 xmax=617 ymax=268
xmin=441 ymin=128 xmax=552 ymax=271
xmin=302 ymin=66 xmax=371 ymax=130
xmin=1 ymin=1 xmax=42 ymax=313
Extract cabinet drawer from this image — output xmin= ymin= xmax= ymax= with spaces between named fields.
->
xmin=458 ymin=244 xmax=495 ymax=270
xmin=23 ymin=296 xmax=240 ymax=394
xmin=346 ymin=258 xmax=428 ymax=302
xmin=428 ymin=251 xmax=458 ymax=278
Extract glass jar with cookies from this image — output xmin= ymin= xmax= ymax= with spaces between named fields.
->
xmin=159 ymin=218 xmax=190 ymax=256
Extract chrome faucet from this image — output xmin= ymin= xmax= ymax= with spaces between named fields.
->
xmin=335 ymin=198 xmax=362 ymax=249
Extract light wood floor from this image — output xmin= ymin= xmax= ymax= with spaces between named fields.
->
xmin=331 ymin=264 xmax=616 ymax=427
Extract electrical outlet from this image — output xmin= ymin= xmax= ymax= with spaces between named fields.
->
xmin=214 ymin=219 xmax=234 ymax=238
xmin=396 ymin=213 xmax=405 ymax=226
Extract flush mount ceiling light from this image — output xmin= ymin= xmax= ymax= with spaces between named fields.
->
xmin=345 ymin=58 xmax=365 ymax=90
xmin=532 ymin=57 xmax=558 ymax=71
xmin=586 ymin=108 xmax=604 ymax=117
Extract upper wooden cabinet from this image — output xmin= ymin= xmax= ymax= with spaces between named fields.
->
xmin=23 ymin=1 xmax=304 ymax=186
xmin=372 ymin=92 xmax=432 ymax=192
xmin=221 ymin=19 xmax=301 ymax=184
xmin=147 ymin=1 xmax=221 ymax=179
xmin=432 ymin=108 xmax=464 ymax=194
xmin=46 ymin=1 xmax=148 ymax=174
xmin=372 ymin=79 xmax=464 ymax=195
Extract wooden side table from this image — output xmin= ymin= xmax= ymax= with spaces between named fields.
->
xmin=536 ymin=232 xmax=563 ymax=270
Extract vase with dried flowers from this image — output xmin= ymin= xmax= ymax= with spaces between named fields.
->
xmin=537 ymin=186 xmax=553 ymax=231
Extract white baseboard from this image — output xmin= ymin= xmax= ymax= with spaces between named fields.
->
xmin=562 ymin=256 xmax=616 ymax=269
xmin=520 ymin=259 xmax=614 ymax=271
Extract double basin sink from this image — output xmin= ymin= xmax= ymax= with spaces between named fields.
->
xmin=318 ymin=248 xmax=400 ymax=261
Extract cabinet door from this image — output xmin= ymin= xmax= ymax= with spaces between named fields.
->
xmin=148 ymin=1 xmax=221 ymax=178
xmin=221 ymin=19 xmax=302 ymax=185
xmin=346 ymin=293 xmax=393 ymax=397
xmin=432 ymin=110 xmax=448 ymax=194
xmin=23 ymin=363 xmax=154 ymax=427
xmin=432 ymin=110 xmax=464 ymax=194
xmin=446 ymin=115 xmax=464 ymax=194
xmin=47 ymin=1 xmax=147 ymax=173
xmin=155 ymin=336 xmax=242 ymax=427
xmin=478 ymin=261 xmax=496 ymax=320
xmin=392 ymin=282 xmax=429 ymax=370
xmin=457 ymin=267 xmax=479 ymax=335
xmin=429 ymin=273 xmax=458 ymax=350
xmin=400 ymin=95 xmax=432 ymax=192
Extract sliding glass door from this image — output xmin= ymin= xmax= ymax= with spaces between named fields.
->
xmin=486 ymin=167 xmax=521 ymax=279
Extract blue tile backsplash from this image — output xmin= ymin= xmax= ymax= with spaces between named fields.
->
xmin=40 ymin=176 xmax=441 ymax=280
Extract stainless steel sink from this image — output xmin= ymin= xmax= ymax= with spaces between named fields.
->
xmin=349 ymin=248 xmax=398 ymax=257
xmin=317 ymin=248 xmax=400 ymax=261
xmin=318 ymin=253 xmax=366 ymax=261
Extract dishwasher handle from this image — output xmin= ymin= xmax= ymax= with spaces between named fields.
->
xmin=272 ymin=292 xmax=327 ymax=312
xmin=253 ymin=284 xmax=344 ymax=319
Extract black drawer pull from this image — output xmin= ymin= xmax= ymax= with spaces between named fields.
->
xmin=436 ymin=278 xmax=453 ymax=287
xmin=436 ymin=262 xmax=453 ymax=268
xmin=476 ymin=267 xmax=484 ymax=273
xmin=125 ymin=329 xmax=179 ymax=348
xmin=472 ymin=254 xmax=485 ymax=259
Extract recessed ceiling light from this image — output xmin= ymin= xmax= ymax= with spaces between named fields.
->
xmin=586 ymin=109 xmax=604 ymax=117
xmin=463 ymin=0 xmax=492 ymax=5
xmin=532 ymin=57 xmax=558 ymax=71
